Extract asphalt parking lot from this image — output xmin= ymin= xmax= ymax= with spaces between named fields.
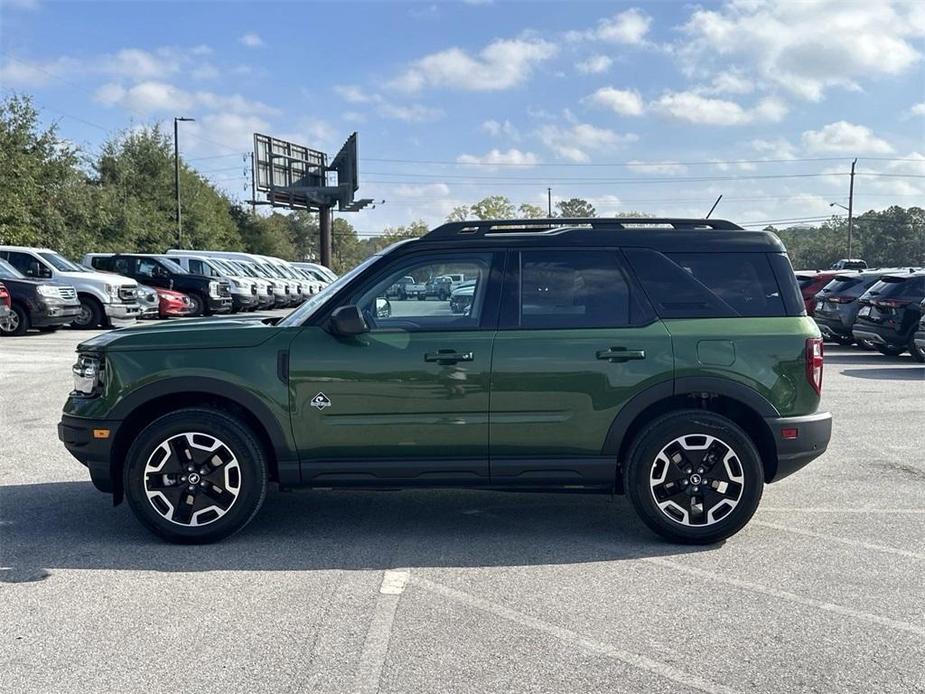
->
xmin=1 ymin=318 xmax=923 ymax=694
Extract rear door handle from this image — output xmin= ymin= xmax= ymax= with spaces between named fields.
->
xmin=425 ymin=350 xmax=474 ymax=364
xmin=596 ymin=347 xmax=646 ymax=363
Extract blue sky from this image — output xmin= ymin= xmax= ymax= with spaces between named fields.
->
xmin=1 ymin=0 xmax=923 ymax=236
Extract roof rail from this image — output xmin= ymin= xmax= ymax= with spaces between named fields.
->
xmin=421 ymin=217 xmax=742 ymax=241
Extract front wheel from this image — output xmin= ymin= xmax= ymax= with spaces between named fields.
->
xmin=624 ymin=410 xmax=764 ymax=544
xmin=123 ymin=408 xmax=268 ymax=543
xmin=72 ymin=296 xmax=102 ymax=329
xmin=1 ymin=304 xmax=29 ymax=336
xmin=186 ymin=292 xmax=206 ymax=317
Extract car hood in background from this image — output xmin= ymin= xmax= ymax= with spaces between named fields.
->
xmin=61 ymin=270 xmax=137 ymax=286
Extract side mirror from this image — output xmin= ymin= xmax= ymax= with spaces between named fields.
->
xmin=329 ymin=305 xmax=368 ymax=336
xmin=375 ymin=297 xmax=391 ymax=319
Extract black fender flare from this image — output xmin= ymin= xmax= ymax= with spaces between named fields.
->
xmin=601 ymin=377 xmax=779 ymax=458
xmin=110 ymin=376 xmax=294 ymax=460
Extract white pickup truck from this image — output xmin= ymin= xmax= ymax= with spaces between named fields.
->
xmin=0 ymin=246 xmax=140 ymax=328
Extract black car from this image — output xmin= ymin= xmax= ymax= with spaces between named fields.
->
xmin=93 ymin=254 xmax=232 ymax=316
xmin=812 ymin=269 xmax=897 ymax=345
xmin=0 ymin=258 xmax=81 ymax=336
xmin=913 ymin=299 xmax=925 ymax=357
xmin=851 ymin=269 xmax=925 ymax=361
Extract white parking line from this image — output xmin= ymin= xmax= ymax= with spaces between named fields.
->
xmin=760 ymin=507 xmax=925 ymax=514
xmin=413 ymin=576 xmax=738 ymax=694
xmin=751 ymin=520 xmax=925 ymax=560
xmin=354 ymin=569 xmax=410 ymax=694
xmin=644 ymin=558 xmax=925 ymax=637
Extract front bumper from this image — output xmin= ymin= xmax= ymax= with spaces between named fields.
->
xmin=104 ymin=302 xmax=141 ymax=321
xmin=33 ymin=300 xmax=81 ymax=328
xmin=58 ymin=413 xmax=120 ymax=493
xmin=764 ymin=411 xmax=832 ymax=482
xmin=232 ymin=292 xmax=259 ymax=311
xmin=207 ymin=296 xmax=233 ymax=314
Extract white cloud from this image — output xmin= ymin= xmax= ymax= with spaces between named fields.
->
xmin=576 ymin=55 xmax=613 ymax=75
xmin=0 ymin=56 xmax=80 ymax=86
xmin=95 ymin=80 xmax=278 ymax=117
xmin=700 ymin=70 xmax=755 ymax=96
xmin=908 ymin=102 xmax=925 ymax=116
xmin=189 ymin=113 xmax=271 ymax=154
xmin=587 ymin=87 xmax=645 ymax=116
xmin=751 ymin=137 xmax=797 ymax=160
xmin=537 ymin=122 xmax=638 ymax=162
xmin=626 ymin=160 xmax=688 ymax=175
xmin=377 ymin=102 xmax=443 ymax=123
xmin=709 ymin=158 xmax=756 ymax=172
xmin=239 ymin=33 xmax=264 ymax=48
xmin=678 ymin=1 xmax=924 ymax=101
xmin=570 ymin=8 xmax=653 ymax=45
xmin=456 ymin=148 xmax=539 ymax=167
xmin=650 ymin=91 xmax=787 ymax=126
xmin=481 ymin=119 xmax=519 ymax=139
xmin=393 ymin=183 xmax=452 ymax=198
xmin=390 ymin=37 xmax=557 ymax=92
xmin=334 ymin=84 xmax=373 ymax=103
xmin=801 ymin=121 xmax=894 ymax=154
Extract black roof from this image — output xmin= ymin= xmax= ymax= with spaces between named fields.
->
xmin=413 ymin=218 xmax=785 ymax=253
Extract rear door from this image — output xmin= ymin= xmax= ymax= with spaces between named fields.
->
xmin=489 ymin=248 xmax=673 ymax=488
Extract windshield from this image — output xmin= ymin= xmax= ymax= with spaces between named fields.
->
xmin=278 ymin=254 xmax=382 ymax=327
xmin=157 ymin=257 xmax=188 ymax=274
xmin=212 ymin=259 xmax=237 ymax=276
xmin=39 ymin=252 xmax=85 ymax=272
xmin=261 ymin=263 xmax=285 ymax=279
xmin=273 ymin=263 xmax=298 ymax=279
xmin=0 ymin=258 xmax=25 ymax=280
xmin=233 ymin=261 xmax=258 ymax=277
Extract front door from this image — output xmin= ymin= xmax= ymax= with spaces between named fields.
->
xmin=288 ymin=250 xmax=503 ymax=486
xmin=490 ymin=248 xmax=673 ymax=488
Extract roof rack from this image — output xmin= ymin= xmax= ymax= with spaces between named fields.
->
xmin=421 ymin=217 xmax=742 ymax=241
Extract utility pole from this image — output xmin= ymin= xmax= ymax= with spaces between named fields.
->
xmin=319 ymin=206 xmax=332 ymax=269
xmin=547 ymin=187 xmax=552 ymax=217
xmin=173 ymin=116 xmax=195 ymax=248
xmin=250 ymin=152 xmax=257 ymax=215
xmin=847 ymin=158 xmax=857 ymax=258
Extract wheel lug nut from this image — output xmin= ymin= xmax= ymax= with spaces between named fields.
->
xmin=692 ymin=486 xmax=699 ymax=493
xmin=200 ymin=468 xmax=209 ymax=475
xmin=180 ymin=476 xmax=187 ymax=482
xmin=697 ymin=468 xmax=704 ymax=474
xmin=187 ymin=485 xmax=195 ymax=492
xmin=187 ymin=466 xmax=194 ymax=472
xmin=200 ymin=481 xmax=208 ymax=487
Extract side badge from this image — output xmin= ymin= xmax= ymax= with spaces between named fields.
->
xmin=311 ymin=392 xmax=332 ymax=410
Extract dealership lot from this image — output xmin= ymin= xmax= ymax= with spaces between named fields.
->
xmin=1 ymin=323 xmax=923 ymax=694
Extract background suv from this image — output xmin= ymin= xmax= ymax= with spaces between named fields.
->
xmin=60 ymin=218 xmax=830 ymax=546
xmin=0 ymin=246 xmax=139 ymax=329
xmin=852 ymin=269 xmax=925 ymax=360
xmin=812 ymin=268 xmax=909 ymax=346
xmin=0 ymin=258 xmax=80 ymax=335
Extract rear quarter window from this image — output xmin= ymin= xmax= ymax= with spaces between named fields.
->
xmin=625 ymin=249 xmax=787 ymax=318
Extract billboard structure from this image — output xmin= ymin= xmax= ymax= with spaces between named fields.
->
xmin=250 ymin=132 xmax=372 ymax=266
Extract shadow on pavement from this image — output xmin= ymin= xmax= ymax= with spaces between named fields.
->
xmin=840 ymin=367 xmax=925 ymax=381
xmin=0 ymin=481 xmax=714 ymax=580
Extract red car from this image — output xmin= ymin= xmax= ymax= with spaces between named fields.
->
xmin=795 ymin=270 xmax=839 ymax=316
xmin=156 ymin=286 xmax=194 ymax=318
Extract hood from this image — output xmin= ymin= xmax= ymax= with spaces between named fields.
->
xmin=77 ymin=316 xmax=280 ymax=353
xmin=62 ymin=269 xmax=137 ymax=286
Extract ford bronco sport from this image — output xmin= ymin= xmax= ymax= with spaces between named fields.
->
xmin=59 ymin=218 xmax=832 ymax=545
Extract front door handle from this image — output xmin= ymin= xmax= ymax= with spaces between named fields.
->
xmin=596 ymin=347 xmax=646 ymax=363
xmin=425 ymin=350 xmax=474 ymax=365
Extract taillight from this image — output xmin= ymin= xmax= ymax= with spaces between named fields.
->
xmin=806 ymin=337 xmax=824 ymax=395
xmin=0 ymin=286 xmax=9 ymax=308
xmin=874 ymin=299 xmax=909 ymax=309
xmin=828 ymin=295 xmax=853 ymax=304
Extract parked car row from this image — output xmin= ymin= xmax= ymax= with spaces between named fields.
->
xmin=797 ymin=266 xmax=925 ymax=361
xmin=0 ymin=244 xmax=337 ymax=336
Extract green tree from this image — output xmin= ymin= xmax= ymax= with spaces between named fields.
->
xmin=446 ymin=205 xmax=470 ymax=222
xmin=518 ymin=202 xmax=546 ymax=218
xmin=555 ymin=198 xmax=596 ymax=218
xmin=470 ymin=195 xmax=515 ymax=220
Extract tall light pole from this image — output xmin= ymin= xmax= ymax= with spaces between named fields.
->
xmin=847 ymin=158 xmax=857 ymax=258
xmin=174 ymin=116 xmax=195 ymax=248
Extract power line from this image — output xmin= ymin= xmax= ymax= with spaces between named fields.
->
xmin=362 ymin=155 xmax=924 ymax=168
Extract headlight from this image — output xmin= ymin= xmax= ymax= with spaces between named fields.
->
xmin=105 ymin=284 xmax=120 ymax=297
xmin=156 ymin=292 xmax=172 ymax=300
xmin=72 ymin=354 xmax=103 ymax=396
xmin=231 ymin=279 xmax=242 ymax=288
xmin=208 ymin=280 xmax=220 ymax=297
xmin=37 ymin=285 xmax=60 ymax=298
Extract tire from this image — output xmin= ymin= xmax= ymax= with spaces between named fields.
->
xmin=623 ymin=410 xmax=764 ymax=545
xmin=909 ymin=337 xmax=925 ymax=363
xmin=832 ymin=334 xmax=854 ymax=346
xmin=186 ymin=292 xmax=206 ymax=317
xmin=72 ymin=295 xmax=103 ymax=329
xmin=1 ymin=304 xmax=29 ymax=336
xmin=123 ymin=408 xmax=268 ymax=544
xmin=874 ymin=344 xmax=905 ymax=357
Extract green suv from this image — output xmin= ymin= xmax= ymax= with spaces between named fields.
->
xmin=59 ymin=218 xmax=832 ymax=544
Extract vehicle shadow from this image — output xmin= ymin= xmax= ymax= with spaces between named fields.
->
xmin=0 ymin=481 xmax=715 ymax=581
xmin=840 ymin=367 xmax=925 ymax=381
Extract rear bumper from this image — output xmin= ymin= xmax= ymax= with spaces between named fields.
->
xmin=814 ymin=314 xmax=852 ymax=338
xmin=852 ymin=323 xmax=908 ymax=348
xmin=58 ymin=413 xmax=119 ymax=493
xmin=764 ymin=411 xmax=832 ymax=482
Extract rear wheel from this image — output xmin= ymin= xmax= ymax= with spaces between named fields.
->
xmin=831 ymin=334 xmax=854 ymax=346
xmin=624 ymin=410 xmax=764 ymax=544
xmin=874 ymin=344 xmax=905 ymax=357
xmin=1 ymin=304 xmax=29 ymax=336
xmin=123 ymin=408 xmax=268 ymax=543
